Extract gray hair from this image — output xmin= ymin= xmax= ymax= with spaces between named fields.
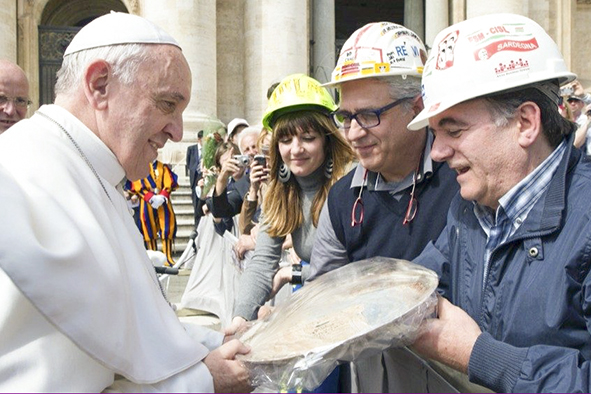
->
xmin=335 ymin=75 xmax=422 ymax=112
xmin=482 ymin=80 xmax=576 ymax=147
xmin=237 ymin=126 xmax=261 ymax=154
xmin=55 ymin=44 xmax=150 ymax=95
xmin=383 ymin=75 xmax=422 ymax=111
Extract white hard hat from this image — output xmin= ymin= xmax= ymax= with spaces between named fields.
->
xmin=227 ymin=118 xmax=249 ymax=136
xmin=64 ymin=11 xmax=180 ymax=56
xmin=324 ymin=22 xmax=428 ymax=87
xmin=408 ymin=13 xmax=576 ymax=130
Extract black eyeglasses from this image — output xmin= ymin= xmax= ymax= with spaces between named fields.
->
xmin=0 ymin=94 xmax=31 ymax=109
xmin=567 ymin=98 xmax=582 ymax=104
xmin=332 ymin=97 xmax=413 ymax=130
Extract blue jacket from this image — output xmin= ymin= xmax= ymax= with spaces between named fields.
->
xmin=415 ymin=141 xmax=591 ymax=393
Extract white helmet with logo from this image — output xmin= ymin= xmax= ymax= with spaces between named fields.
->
xmin=323 ymin=22 xmax=428 ymax=87
xmin=408 ymin=13 xmax=576 ymax=130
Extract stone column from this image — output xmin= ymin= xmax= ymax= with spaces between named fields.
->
xmin=0 ymin=0 xmax=17 ymax=60
xmin=450 ymin=0 xmax=466 ymax=24
xmin=216 ymin=0 xmax=246 ymax=128
xmin=141 ymin=0 xmax=221 ymax=164
xmin=312 ymin=0 xmax=335 ymax=84
xmin=404 ymin=0 xmax=425 ymax=43
xmin=466 ymin=0 xmax=525 ymax=18
xmin=425 ymin=0 xmax=449 ymax=50
xmin=17 ymin=0 xmax=40 ymax=116
xmin=245 ymin=0 xmax=309 ymax=126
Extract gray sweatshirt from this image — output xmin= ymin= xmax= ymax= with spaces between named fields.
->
xmin=232 ymin=166 xmax=324 ymax=320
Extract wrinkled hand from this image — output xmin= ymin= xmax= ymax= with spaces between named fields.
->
xmin=203 ymin=339 xmax=252 ymax=393
xmin=149 ymin=194 xmax=167 ymax=209
xmin=234 ymin=234 xmax=256 ymax=260
xmin=411 ymin=296 xmax=481 ymax=374
xmin=225 ymin=316 xmax=248 ymax=337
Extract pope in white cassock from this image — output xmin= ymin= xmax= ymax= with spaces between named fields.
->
xmin=0 ymin=12 xmax=251 ymax=393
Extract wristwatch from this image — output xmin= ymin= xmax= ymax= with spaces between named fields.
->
xmin=290 ymin=263 xmax=302 ymax=285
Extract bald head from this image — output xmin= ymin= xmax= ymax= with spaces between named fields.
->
xmin=0 ymin=59 xmax=30 ymax=133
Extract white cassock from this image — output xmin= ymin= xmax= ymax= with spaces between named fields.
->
xmin=0 ymin=105 xmax=222 ymax=392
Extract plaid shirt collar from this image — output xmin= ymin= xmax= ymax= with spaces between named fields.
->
xmin=474 ymin=139 xmax=567 ymax=286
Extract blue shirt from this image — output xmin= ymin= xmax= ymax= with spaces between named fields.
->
xmin=474 ymin=140 xmax=567 ymax=287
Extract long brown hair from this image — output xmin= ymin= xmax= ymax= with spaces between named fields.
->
xmin=263 ymin=110 xmax=354 ymax=237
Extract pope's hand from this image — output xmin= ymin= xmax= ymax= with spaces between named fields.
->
xmin=204 ymin=339 xmax=252 ymax=393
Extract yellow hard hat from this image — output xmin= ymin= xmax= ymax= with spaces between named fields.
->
xmin=262 ymin=74 xmax=337 ymax=130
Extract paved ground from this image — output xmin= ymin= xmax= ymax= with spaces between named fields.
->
xmin=162 ymin=269 xmax=190 ymax=304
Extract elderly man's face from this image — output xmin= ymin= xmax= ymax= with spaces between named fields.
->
xmin=0 ymin=62 xmax=30 ymax=133
xmin=104 ymin=45 xmax=192 ymax=181
xmin=429 ymin=99 xmax=524 ymax=210
xmin=339 ymin=78 xmax=423 ymax=182
xmin=240 ymin=133 xmax=259 ymax=157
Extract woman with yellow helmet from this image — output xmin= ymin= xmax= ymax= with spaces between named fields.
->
xmin=228 ymin=74 xmax=354 ymax=332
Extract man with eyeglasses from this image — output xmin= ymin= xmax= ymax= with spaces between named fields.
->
xmin=0 ymin=59 xmax=30 ymax=133
xmin=307 ymin=22 xmax=459 ymax=393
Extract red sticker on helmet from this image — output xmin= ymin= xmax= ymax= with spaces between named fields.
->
xmin=435 ymin=31 xmax=459 ymax=70
xmin=474 ymin=37 xmax=539 ymax=61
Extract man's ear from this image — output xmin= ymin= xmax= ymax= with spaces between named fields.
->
xmin=83 ymin=60 xmax=111 ymax=110
xmin=515 ymin=101 xmax=542 ymax=148
xmin=412 ymin=94 xmax=424 ymax=115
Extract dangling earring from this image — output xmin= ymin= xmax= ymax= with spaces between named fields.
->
xmin=279 ymin=162 xmax=291 ymax=183
xmin=324 ymin=158 xmax=334 ymax=179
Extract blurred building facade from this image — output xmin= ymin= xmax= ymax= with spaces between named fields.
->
xmin=3 ymin=0 xmax=590 ymax=164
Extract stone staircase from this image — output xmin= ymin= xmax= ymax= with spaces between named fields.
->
xmin=170 ymin=172 xmax=197 ymax=260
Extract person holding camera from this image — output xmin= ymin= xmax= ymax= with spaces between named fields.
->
xmin=210 ymin=127 xmax=260 ymax=225
xmin=207 ymin=141 xmax=249 ymax=236
xmin=226 ymin=73 xmax=354 ymax=333
xmin=234 ymin=134 xmax=272 ymax=261
xmin=569 ymin=95 xmax=591 ymax=154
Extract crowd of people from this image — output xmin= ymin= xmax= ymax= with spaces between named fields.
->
xmin=2 ymin=9 xmax=591 ymax=394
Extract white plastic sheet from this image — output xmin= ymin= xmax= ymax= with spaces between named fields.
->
xmin=237 ymin=257 xmax=438 ymax=392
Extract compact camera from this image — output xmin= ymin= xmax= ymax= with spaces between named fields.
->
xmin=560 ymin=86 xmax=574 ymax=96
xmin=253 ymin=154 xmax=267 ymax=167
xmin=233 ymin=154 xmax=250 ymax=167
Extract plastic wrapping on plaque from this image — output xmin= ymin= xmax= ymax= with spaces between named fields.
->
xmin=236 ymin=257 xmax=439 ymax=392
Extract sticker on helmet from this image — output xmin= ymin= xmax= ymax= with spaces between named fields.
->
xmin=494 ymin=58 xmax=530 ymax=76
xmin=474 ymin=37 xmax=539 ymax=61
xmin=436 ymin=31 xmax=459 ymax=70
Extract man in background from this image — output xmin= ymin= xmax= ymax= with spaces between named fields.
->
xmin=186 ymin=129 xmax=204 ymax=225
xmin=0 ymin=59 xmax=30 ymax=133
xmin=226 ymin=117 xmax=249 ymax=144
